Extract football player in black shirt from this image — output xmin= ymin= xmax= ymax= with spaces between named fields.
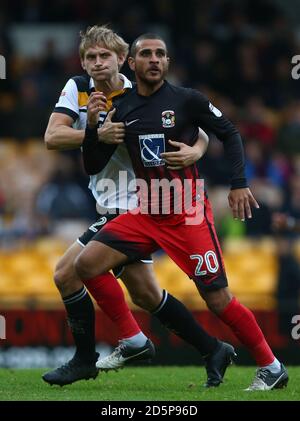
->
xmin=43 ymin=26 xmax=231 ymax=388
xmin=79 ymin=33 xmax=288 ymax=391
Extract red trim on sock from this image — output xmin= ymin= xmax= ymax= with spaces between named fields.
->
xmin=84 ymin=273 xmax=141 ymax=339
xmin=219 ymin=297 xmax=274 ymax=366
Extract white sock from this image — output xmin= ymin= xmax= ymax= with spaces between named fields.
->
xmin=262 ymin=357 xmax=281 ymax=374
xmin=121 ymin=332 xmax=148 ymax=348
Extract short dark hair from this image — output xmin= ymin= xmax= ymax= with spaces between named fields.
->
xmin=130 ymin=33 xmax=167 ymax=57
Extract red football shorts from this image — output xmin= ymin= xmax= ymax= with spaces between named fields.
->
xmin=93 ymin=198 xmax=228 ymax=291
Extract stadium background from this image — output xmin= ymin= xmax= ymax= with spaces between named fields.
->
xmin=0 ymin=0 xmax=300 ymax=368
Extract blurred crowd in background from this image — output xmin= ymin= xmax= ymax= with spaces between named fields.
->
xmin=1 ymin=0 xmax=300 ymax=238
xmin=1 ymin=0 xmax=300 ymax=333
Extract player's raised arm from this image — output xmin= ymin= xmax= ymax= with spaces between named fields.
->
xmin=83 ymin=125 xmax=118 ymax=175
xmin=44 ymin=112 xmax=85 ymax=150
xmin=44 ymin=79 xmax=108 ymax=150
xmin=82 ymin=100 xmax=119 ymax=175
xmin=189 ymin=91 xmax=259 ymax=221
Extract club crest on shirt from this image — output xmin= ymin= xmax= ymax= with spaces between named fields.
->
xmin=162 ymin=110 xmax=175 ymax=128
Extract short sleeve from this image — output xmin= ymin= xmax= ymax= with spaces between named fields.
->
xmin=54 ymin=79 xmax=79 ymax=121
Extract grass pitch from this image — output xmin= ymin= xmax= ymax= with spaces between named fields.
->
xmin=0 ymin=366 xmax=299 ymax=401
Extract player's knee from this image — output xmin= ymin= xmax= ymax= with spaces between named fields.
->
xmin=130 ymin=290 xmax=161 ymax=312
xmin=206 ymin=300 xmax=225 ymax=315
xmin=203 ymin=288 xmax=232 ymax=315
xmin=54 ymin=259 xmax=67 ymax=288
xmin=130 ymin=292 xmax=152 ymax=311
xmin=74 ymin=254 xmax=96 ymax=280
xmin=54 ymin=266 xmax=76 ymax=293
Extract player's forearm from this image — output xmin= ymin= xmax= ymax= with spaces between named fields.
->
xmin=193 ymin=128 xmax=209 ymax=155
xmin=82 ymin=126 xmax=117 ymax=175
xmin=45 ymin=126 xmax=85 ymax=150
xmin=222 ymin=132 xmax=248 ymax=189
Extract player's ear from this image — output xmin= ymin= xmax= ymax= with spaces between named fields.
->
xmin=81 ymin=59 xmax=86 ymax=71
xmin=128 ymin=57 xmax=135 ymax=71
xmin=117 ymin=53 xmax=126 ymax=69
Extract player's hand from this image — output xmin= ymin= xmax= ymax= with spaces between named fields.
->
xmin=97 ymin=108 xmax=125 ymax=144
xmin=87 ymin=92 xmax=107 ymax=127
xmin=228 ymin=188 xmax=260 ymax=221
xmin=160 ymin=139 xmax=203 ymax=170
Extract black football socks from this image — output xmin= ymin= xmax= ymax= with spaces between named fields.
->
xmin=152 ymin=290 xmax=219 ymax=357
xmin=63 ymin=286 xmax=96 ymax=362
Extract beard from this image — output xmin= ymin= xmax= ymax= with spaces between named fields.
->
xmin=137 ymin=68 xmax=167 ymax=86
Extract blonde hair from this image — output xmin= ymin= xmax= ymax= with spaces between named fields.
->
xmin=79 ymin=25 xmax=129 ymax=60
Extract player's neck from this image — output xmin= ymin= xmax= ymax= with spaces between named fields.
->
xmin=94 ymin=74 xmax=123 ymax=95
xmin=137 ymin=79 xmax=164 ymax=97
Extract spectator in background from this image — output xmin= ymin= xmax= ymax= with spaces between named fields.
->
xmin=39 ymin=39 xmax=64 ymax=107
xmin=277 ymin=101 xmax=300 ymax=156
xmin=198 ymin=137 xmax=231 ymax=187
xmin=245 ymin=178 xmax=283 ymax=237
xmin=276 ymin=236 xmax=300 ymax=340
xmin=232 ymin=41 xmax=264 ymax=105
xmin=11 ymin=79 xmax=48 ymax=139
xmin=283 ymin=175 xmax=300 ymax=221
xmin=35 ymin=154 xmax=94 ymax=222
xmin=245 ymin=140 xmax=288 ymax=187
xmin=273 ymin=213 xmax=300 ymax=234
xmin=271 ymin=218 xmax=300 ymax=340
xmin=240 ymin=97 xmax=276 ymax=148
xmin=272 ymin=177 xmax=300 ymax=340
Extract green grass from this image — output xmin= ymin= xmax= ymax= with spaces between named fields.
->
xmin=0 ymin=366 xmax=299 ymax=401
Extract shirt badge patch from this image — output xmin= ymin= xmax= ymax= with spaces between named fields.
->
xmin=139 ymin=134 xmax=165 ymax=167
xmin=209 ymin=102 xmax=222 ymax=117
xmin=162 ymin=110 xmax=175 ymax=128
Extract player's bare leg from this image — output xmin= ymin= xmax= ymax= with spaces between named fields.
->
xmin=121 ymin=262 xmax=162 ymax=311
xmin=54 ymin=242 xmax=85 ymax=296
xmin=43 ymin=242 xmax=98 ymax=386
xmin=97 ymin=262 xmax=236 ymax=386
xmin=75 ymin=240 xmax=127 ymax=280
xmin=43 ymin=241 xmax=150 ymax=386
xmin=198 ymin=286 xmax=288 ymax=390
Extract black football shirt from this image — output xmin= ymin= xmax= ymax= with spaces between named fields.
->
xmin=83 ymin=80 xmax=247 ymax=214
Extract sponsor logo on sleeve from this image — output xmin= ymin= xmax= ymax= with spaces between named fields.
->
xmin=209 ymin=102 xmax=222 ymax=117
